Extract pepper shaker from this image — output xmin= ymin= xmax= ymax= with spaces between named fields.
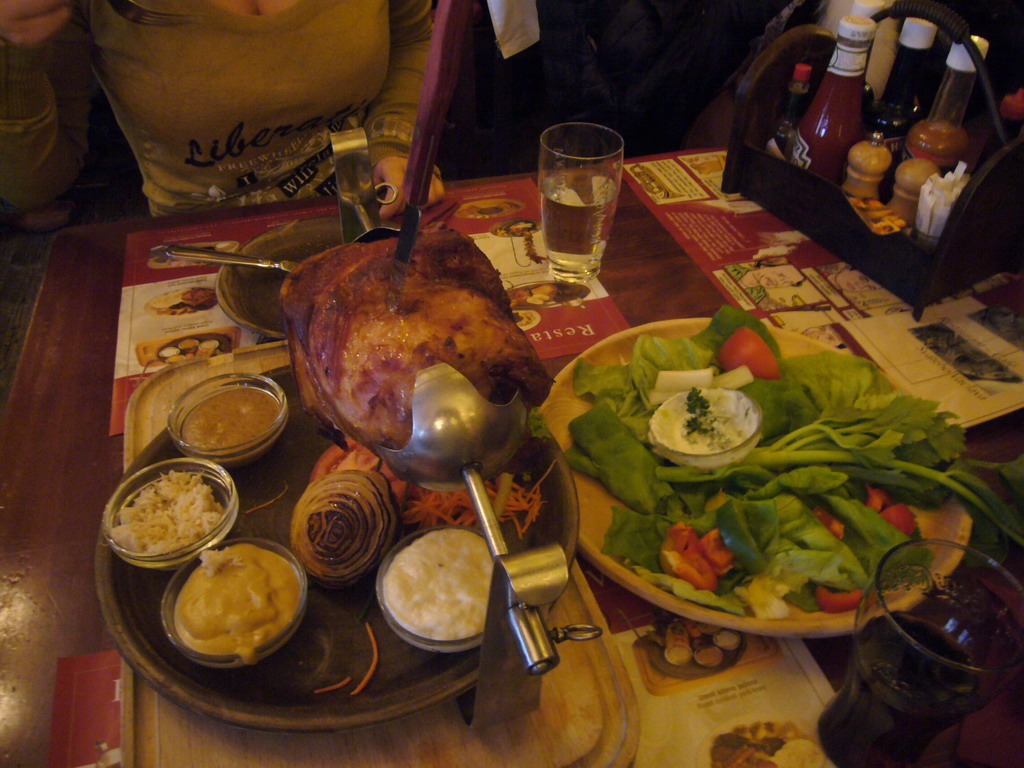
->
xmin=887 ymin=157 xmax=940 ymax=227
xmin=842 ymin=132 xmax=893 ymax=199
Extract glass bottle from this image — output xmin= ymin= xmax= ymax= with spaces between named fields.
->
xmin=904 ymin=36 xmax=989 ymax=172
xmin=864 ymin=17 xmax=938 ymax=159
xmin=766 ymin=62 xmax=812 ymax=159
xmin=850 ymin=0 xmax=885 ymax=108
xmin=791 ymin=15 xmax=878 ymax=184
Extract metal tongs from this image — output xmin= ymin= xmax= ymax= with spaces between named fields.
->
xmin=376 ymin=364 xmax=600 ymax=727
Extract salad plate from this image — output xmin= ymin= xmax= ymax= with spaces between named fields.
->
xmin=540 ymin=318 xmax=972 ymax=637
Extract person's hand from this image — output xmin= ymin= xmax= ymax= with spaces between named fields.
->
xmin=0 ymin=0 xmax=72 ymax=47
xmin=373 ymin=155 xmax=445 ymax=221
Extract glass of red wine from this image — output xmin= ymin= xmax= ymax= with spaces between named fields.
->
xmin=818 ymin=538 xmax=1024 ymax=768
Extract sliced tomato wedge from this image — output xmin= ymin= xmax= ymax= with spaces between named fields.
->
xmin=309 ymin=442 xmax=408 ymax=500
xmin=880 ymin=503 xmax=916 ymax=536
xmin=659 ymin=522 xmax=719 ymax=591
xmin=717 ymin=326 xmax=780 ymax=380
xmin=698 ymin=528 xmax=734 ymax=575
xmin=865 ymin=486 xmax=892 ymax=512
xmin=815 ymin=586 xmax=864 ymax=613
xmin=812 ymin=506 xmax=845 ymax=539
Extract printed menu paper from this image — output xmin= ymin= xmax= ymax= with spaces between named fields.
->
xmin=48 ymin=649 xmax=123 ymax=768
xmin=624 ymin=148 xmax=1024 ymax=426
xmin=582 ymin=562 xmax=838 ymax=768
xmin=111 ymin=179 xmax=629 ymax=435
xmin=840 ymin=296 xmax=1024 ymax=427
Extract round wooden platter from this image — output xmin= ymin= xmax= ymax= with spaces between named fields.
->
xmin=539 ymin=318 xmax=972 ymax=638
xmin=97 ymin=366 xmax=579 ymax=732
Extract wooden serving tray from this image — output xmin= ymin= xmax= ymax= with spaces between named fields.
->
xmin=119 ymin=343 xmax=639 ymax=767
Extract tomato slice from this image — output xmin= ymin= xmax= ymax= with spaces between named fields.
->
xmin=880 ymin=503 xmax=916 ymax=536
xmin=659 ymin=522 xmax=719 ymax=591
xmin=698 ymin=529 xmax=734 ymax=575
xmin=812 ymin=506 xmax=845 ymax=539
xmin=865 ymin=486 xmax=892 ymax=512
xmin=717 ymin=326 xmax=780 ymax=380
xmin=815 ymin=586 xmax=864 ymax=613
xmin=309 ymin=442 xmax=408 ymax=500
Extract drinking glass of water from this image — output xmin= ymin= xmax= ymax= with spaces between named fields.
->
xmin=538 ymin=122 xmax=624 ymax=283
xmin=818 ymin=538 xmax=1024 ymax=768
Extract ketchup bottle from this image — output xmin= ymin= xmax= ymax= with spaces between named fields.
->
xmin=791 ymin=15 xmax=878 ymax=184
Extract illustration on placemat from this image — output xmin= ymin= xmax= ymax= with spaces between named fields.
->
xmin=911 ymin=321 xmax=1023 ymax=388
xmin=507 ymin=281 xmax=590 ymax=309
xmin=145 ymin=285 xmax=218 ymax=316
xmin=697 ymin=716 xmax=827 ymax=768
xmin=630 ymin=612 xmax=777 ymax=695
xmin=768 ymin=308 xmax=847 ymax=350
xmin=814 ymin=262 xmax=906 ymax=314
xmin=135 ymin=327 xmax=240 ymax=369
xmin=721 ymin=258 xmax=825 ymax=311
xmin=490 ymin=218 xmax=540 ymax=237
xmin=457 ymin=198 xmax=525 ymax=218
xmin=971 ymin=304 xmax=1024 ymax=349
xmin=513 ymin=309 xmax=542 ymax=331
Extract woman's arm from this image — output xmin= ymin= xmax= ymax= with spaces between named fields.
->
xmin=0 ymin=1 xmax=93 ymax=210
xmin=368 ymin=0 xmax=445 ymax=217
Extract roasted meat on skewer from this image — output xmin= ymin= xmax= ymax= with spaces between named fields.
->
xmin=281 ymin=229 xmax=552 ymax=451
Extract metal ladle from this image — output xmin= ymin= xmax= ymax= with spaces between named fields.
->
xmin=377 ymin=363 xmax=596 ymax=726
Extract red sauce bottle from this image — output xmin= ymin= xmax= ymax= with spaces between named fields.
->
xmin=791 ymin=15 xmax=878 ymax=184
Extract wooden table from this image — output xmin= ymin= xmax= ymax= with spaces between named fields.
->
xmin=1 ymin=176 xmax=1021 ymax=767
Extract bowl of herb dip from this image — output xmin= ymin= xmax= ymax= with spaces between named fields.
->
xmin=648 ymin=387 xmax=762 ymax=471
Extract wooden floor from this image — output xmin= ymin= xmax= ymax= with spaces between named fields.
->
xmin=0 ymin=117 xmax=149 ymax=421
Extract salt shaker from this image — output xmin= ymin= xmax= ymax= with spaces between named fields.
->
xmin=887 ymin=157 xmax=940 ymax=226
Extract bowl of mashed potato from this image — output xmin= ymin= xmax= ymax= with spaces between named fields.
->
xmin=161 ymin=538 xmax=308 ymax=667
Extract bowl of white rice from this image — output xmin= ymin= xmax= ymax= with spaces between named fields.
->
xmin=102 ymin=457 xmax=238 ymax=569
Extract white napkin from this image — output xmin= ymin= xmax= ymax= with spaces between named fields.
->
xmin=916 ymin=162 xmax=969 ymax=242
xmin=485 ymin=0 xmax=539 ymax=59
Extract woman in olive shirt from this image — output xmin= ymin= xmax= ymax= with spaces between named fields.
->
xmin=0 ymin=0 xmax=444 ymax=218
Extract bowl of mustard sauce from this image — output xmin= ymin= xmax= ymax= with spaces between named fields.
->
xmin=161 ymin=537 xmax=308 ymax=667
xmin=168 ymin=372 xmax=288 ymax=468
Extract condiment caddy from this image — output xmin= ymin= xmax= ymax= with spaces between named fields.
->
xmin=722 ymin=0 xmax=1024 ymax=317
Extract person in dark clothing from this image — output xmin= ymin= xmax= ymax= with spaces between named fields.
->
xmin=537 ymin=0 xmax=1024 ymax=157
xmin=537 ymin=0 xmax=814 ymax=156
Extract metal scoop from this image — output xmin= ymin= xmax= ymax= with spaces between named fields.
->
xmin=377 ymin=364 xmax=578 ymax=724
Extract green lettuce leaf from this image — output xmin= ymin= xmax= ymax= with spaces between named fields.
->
xmin=601 ymin=505 xmax=668 ymax=573
xmin=568 ymin=401 xmax=675 ymax=516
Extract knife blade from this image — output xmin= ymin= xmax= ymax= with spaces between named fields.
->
xmin=385 ymin=0 xmax=474 ymax=310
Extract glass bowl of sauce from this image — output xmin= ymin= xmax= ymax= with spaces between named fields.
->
xmin=102 ymin=457 xmax=239 ymax=569
xmin=376 ymin=526 xmax=493 ymax=653
xmin=161 ymin=537 xmax=308 ymax=667
xmin=168 ymin=373 xmax=288 ymax=468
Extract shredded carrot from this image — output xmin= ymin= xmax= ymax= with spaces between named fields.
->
xmin=242 ymin=483 xmax=289 ymax=514
xmin=350 ymin=622 xmax=379 ymax=696
xmin=313 ymin=675 xmax=352 ymax=695
xmin=400 ymin=462 xmax=554 ymax=537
